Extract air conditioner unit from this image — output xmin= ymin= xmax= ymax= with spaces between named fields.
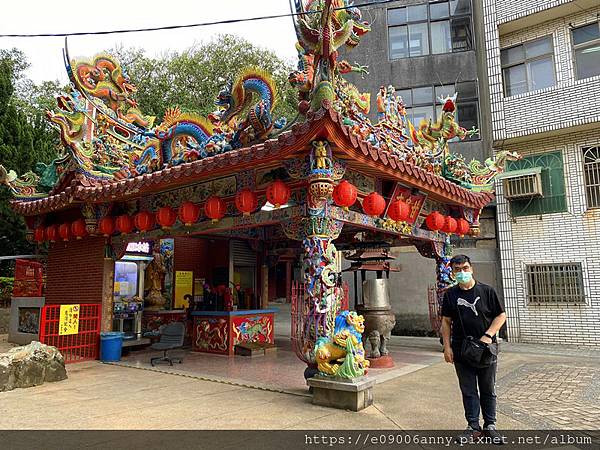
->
xmin=500 ymin=167 xmax=543 ymax=199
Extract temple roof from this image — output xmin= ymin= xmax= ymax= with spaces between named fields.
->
xmin=11 ymin=105 xmax=494 ymax=216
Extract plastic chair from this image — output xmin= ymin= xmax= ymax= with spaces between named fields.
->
xmin=150 ymin=322 xmax=185 ymax=366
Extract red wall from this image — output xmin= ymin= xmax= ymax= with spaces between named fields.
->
xmin=45 ymin=236 xmax=106 ymax=304
xmin=173 ymin=237 xmax=230 ymax=290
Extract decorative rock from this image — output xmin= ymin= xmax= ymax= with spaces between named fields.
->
xmin=0 ymin=341 xmax=67 ymax=392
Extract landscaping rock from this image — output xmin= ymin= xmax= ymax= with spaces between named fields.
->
xmin=0 ymin=341 xmax=67 ymax=392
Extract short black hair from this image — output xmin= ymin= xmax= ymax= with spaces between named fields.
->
xmin=449 ymin=254 xmax=471 ymax=267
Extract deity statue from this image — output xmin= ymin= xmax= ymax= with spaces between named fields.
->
xmin=144 ymin=249 xmax=166 ymax=310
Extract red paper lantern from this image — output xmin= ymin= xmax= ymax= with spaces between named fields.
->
xmin=205 ymin=196 xmax=226 ymax=223
xmin=442 ymin=216 xmax=458 ymax=234
xmin=333 ymin=180 xmax=357 ymax=209
xmin=134 ymin=211 xmax=155 ymax=232
xmin=457 ymin=218 xmax=470 ymax=237
xmin=58 ymin=223 xmax=71 ymax=241
xmin=157 ymin=206 xmax=177 ymax=229
xmin=46 ymin=224 xmax=59 ymax=242
xmin=425 ymin=211 xmax=445 ymax=231
xmin=33 ymin=226 xmax=45 ymax=243
xmin=362 ymin=192 xmax=386 ymax=217
xmin=266 ymin=180 xmax=290 ymax=208
xmin=387 ymin=199 xmax=410 ymax=222
xmin=178 ymin=201 xmax=201 ymax=226
xmin=98 ymin=216 xmax=115 ymax=237
xmin=116 ymin=214 xmax=134 ymax=235
xmin=235 ymin=189 xmax=258 ymax=216
xmin=71 ymin=219 xmax=88 ymax=240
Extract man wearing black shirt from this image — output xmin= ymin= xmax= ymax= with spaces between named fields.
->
xmin=441 ymin=254 xmax=506 ymax=444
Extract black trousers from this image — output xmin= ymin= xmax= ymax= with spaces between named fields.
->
xmin=454 ymin=356 xmax=498 ymax=428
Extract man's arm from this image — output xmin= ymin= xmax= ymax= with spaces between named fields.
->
xmin=480 ymin=312 xmax=506 ymax=344
xmin=441 ymin=316 xmax=453 ymax=363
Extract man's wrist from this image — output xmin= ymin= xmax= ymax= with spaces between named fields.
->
xmin=484 ymin=332 xmax=493 ymax=339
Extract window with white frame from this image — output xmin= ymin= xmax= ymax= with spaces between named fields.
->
xmin=572 ymin=21 xmax=600 ymax=80
xmin=525 ymin=263 xmax=585 ymax=304
xmin=395 ymin=81 xmax=479 ymax=139
xmin=501 ymin=36 xmax=556 ymax=97
xmin=387 ymin=0 xmax=473 ymax=60
xmin=583 ymin=146 xmax=600 ymax=208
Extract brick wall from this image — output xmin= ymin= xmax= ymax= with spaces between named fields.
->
xmin=484 ymin=1 xmax=600 ymax=142
xmin=495 ymin=129 xmax=600 ymax=347
xmin=172 ymin=237 xmax=230 ymax=291
xmin=45 ymin=236 xmax=106 ymax=304
xmin=495 ymin=0 xmax=573 ymax=24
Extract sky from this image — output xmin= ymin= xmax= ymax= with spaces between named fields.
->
xmin=0 ymin=0 xmax=300 ymax=84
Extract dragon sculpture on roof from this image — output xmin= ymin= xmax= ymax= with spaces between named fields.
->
xmin=1 ymin=47 xmax=286 ymax=199
xmin=0 ymin=0 xmax=519 ymax=200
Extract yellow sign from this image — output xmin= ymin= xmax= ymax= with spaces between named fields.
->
xmin=174 ymin=271 xmax=194 ymax=309
xmin=59 ymin=304 xmax=80 ymax=336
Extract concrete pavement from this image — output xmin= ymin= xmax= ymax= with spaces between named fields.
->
xmin=1 ymin=335 xmax=599 ymax=431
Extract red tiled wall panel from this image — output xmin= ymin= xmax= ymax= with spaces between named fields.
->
xmin=45 ymin=237 xmax=106 ymax=304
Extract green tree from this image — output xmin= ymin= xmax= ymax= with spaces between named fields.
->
xmin=0 ymin=49 xmax=59 ymax=272
xmin=110 ymin=34 xmax=298 ymax=122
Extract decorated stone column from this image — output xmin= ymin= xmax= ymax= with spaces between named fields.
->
xmin=286 ymin=141 xmax=371 ymax=409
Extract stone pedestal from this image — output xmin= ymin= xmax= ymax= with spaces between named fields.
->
xmin=307 ymin=375 xmax=375 ymax=411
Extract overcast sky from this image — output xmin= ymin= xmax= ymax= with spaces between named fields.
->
xmin=0 ymin=0 xmax=299 ymax=84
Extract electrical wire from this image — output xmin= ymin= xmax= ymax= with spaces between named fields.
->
xmin=0 ymin=0 xmax=395 ymax=38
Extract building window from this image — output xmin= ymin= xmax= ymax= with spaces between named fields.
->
xmin=501 ymin=36 xmax=556 ymax=96
xmin=525 ymin=263 xmax=585 ymax=304
xmin=388 ymin=1 xmax=472 ymax=60
xmin=397 ymin=81 xmax=479 ymax=140
xmin=505 ymin=151 xmax=567 ymax=216
xmin=583 ymin=146 xmax=600 ymax=208
xmin=572 ymin=22 xmax=600 ymax=80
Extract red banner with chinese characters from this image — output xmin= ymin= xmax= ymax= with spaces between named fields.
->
xmin=390 ymin=185 xmax=427 ymax=224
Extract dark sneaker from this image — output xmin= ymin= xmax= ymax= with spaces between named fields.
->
xmin=454 ymin=425 xmax=482 ymax=444
xmin=483 ymin=424 xmax=505 ymax=445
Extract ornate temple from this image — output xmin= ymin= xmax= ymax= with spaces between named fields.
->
xmin=1 ymin=0 xmax=515 ymax=377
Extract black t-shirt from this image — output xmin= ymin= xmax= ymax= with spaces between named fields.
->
xmin=441 ymin=281 xmax=505 ymax=350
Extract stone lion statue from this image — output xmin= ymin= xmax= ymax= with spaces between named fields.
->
xmin=314 ymin=310 xmax=370 ymax=378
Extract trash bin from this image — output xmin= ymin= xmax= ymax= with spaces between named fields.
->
xmin=100 ymin=332 xmax=124 ymax=362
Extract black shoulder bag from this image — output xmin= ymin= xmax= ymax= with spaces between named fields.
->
xmin=456 ymin=305 xmax=498 ymax=368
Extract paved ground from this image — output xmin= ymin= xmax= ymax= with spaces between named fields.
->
xmin=2 ymin=334 xmax=599 ymax=431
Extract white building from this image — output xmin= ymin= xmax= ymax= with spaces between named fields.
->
xmin=483 ymin=0 xmax=600 ymax=346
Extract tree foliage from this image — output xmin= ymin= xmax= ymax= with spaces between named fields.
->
xmin=0 ymin=36 xmax=300 ymax=271
xmin=110 ymin=34 xmax=299 ymax=122
xmin=0 ymin=49 xmax=59 ymax=270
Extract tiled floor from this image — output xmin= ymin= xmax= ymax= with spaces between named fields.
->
xmin=114 ymin=337 xmax=443 ymax=395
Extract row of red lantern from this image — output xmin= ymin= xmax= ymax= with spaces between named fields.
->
xmin=425 ymin=211 xmax=470 ymax=236
xmin=333 ymin=183 xmax=411 ymax=222
xmin=33 ymin=181 xmax=293 ymax=242
xmin=34 ymin=219 xmax=88 ymax=243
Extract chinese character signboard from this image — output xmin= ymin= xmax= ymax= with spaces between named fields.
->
xmin=59 ymin=304 xmax=80 ymax=336
xmin=392 ymin=185 xmax=427 ymax=224
xmin=174 ymin=271 xmax=193 ymax=309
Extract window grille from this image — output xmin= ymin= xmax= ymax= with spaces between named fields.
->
xmin=525 ymin=263 xmax=585 ymax=304
xmin=505 ymin=151 xmax=566 ymax=216
xmin=583 ymin=146 xmax=600 ymax=209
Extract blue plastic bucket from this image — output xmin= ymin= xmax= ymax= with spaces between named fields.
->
xmin=100 ymin=332 xmax=124 ymax=362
